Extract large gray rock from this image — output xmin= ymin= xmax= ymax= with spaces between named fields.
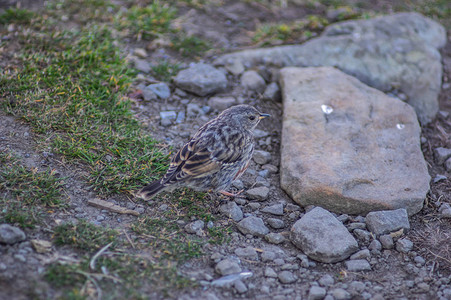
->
xmin=215 ymin=13 xmax=446 ymax=124
xmin=365 ymin=208 xmax=410 ymax=235
xmin=237 ymin=216 xmax=269 ymax=237
xmin=290 ymin=207 xmax=358 ymax=263
xmin=280 ymin=67 xmax=430 ymax=216
xmin=174 ymin=63 xmax=227 ymax=96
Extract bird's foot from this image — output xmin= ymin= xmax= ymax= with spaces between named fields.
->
xmin=219 ymin=190 xmax=245 ymax=198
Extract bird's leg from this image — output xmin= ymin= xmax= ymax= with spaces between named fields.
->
xmin=219 ymin=190 xmax=245 ymax=198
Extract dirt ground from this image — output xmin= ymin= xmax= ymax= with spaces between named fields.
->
xmin=0 ymin=0 xmax=450 ymax=299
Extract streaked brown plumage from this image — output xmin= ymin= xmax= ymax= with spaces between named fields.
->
xmin=136 ymin=105 xmax=270 ymax=200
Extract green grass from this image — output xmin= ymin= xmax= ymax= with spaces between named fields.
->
xmin=171 ymin=35 xmax=211 ymax=57
xmin=151 ymin=61 xmax=181 ymax=82
xmin=114 ymin=1 xmax=177 ymax=41
xmin=252 ymin=15 xmax=329 ymax=46
xmin=1 ymin=23 xmax=169 ymax=195
xmin=0 ymin=8 xmax=36 ymax=25
xmin=0 ymin=152 xmax=66 ymax=228
xmin=53 ymin=220 xmax=119 ymax=252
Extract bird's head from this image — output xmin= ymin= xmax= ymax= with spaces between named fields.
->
xmin=221 ymin=105 xmax=270 ymax=131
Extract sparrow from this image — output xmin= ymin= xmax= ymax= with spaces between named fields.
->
xmin=136 ymin=104 xmax=270 ymax=200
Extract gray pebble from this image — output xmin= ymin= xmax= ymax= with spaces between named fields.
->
xmin=160 ymin=111 xmax=177 ymax=126
xmin=208 ymin=96 xmax=237 ymax=111
xmin=186 ymin=103 xmax=204 ymax=117
xmin=246 ymin=186 xmax=269 ymax=200
xmin=369 ymin=239 xmax=382 ymax=252
xmin=261 ymin=251 xmax=276 ymax=262
xmin=349 ymin=281 xmax=365 ymax=292
xmin=278 ymin=271 xmax=297 ymax=284
xmin=234 ymin=280 xmax=248 ymax=294
xmin=319 ymin=274 xmax=335 ymax=287
xmin=263 ymin=82 xmax=281 ymax=102
xmin=219 ymin=202 xmax=243 ymax=222
xmin=184 ymin=220 xmax=205 ymax=234
xmin=236 ymin=216 xmax=269 ymax=237
xmin=234 ymin=247 xmax=258 ymax=260
xmin=396 ymin=238 xmax=413 ymax=253
xmin=134 ymin=58 xmax=151 ymax=73
xmin=434 ymin=147 xmax=451 ymax=165
xmin=267 ymin=218 xmax=285 ymax=229
xmin=215 ymin=259 xmax=242 ymax=276
xmin=345 ymin=259 xmax=371 ymax=271
xmin=308 ymin=285 xmax=326 ymax=300
xmin=350 ymin=249 xmax=371 ymax=260
xmin=330 ymin=288 xmax=351 ymax=300
xmin=261 ymin=203 xmax=284 ymax=216
xmin=253 ymin=150 xmax=271 ymax=165
xmin=379 ymin=234 xmax=394 ymax=249
xmin=241 ymin=70 xmax=266 ymax=93
xmin=347 ymin=222 xmax=367 ymax=231
xmin=265 ymin=267 xmax=278 ymax=278
xmin=146 ymin=82 xmax=170 ymax=99
xmin=265 ymin=233 xmax=286 ymax=244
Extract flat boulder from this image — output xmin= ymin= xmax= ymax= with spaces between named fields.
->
xmin=280 ymin=67 xmax=430 ymax=216
xmin=215 ymin=13 xmax=445 ymax=124
xmin=174 ymin=63 xmax=227 ymax=96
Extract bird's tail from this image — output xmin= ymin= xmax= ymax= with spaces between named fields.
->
xmin=136 ymin=180 xmax=166 ymax=200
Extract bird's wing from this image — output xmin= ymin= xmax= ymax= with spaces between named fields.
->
xmin=160 ymin=129 xmax=249 ymax=185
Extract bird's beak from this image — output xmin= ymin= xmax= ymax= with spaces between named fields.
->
xmin=259 ymin=113 xmax=271 ymax=119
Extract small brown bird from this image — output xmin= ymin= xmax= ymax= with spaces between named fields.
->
xmin=136 ymin=105 xmax=270 ymax=200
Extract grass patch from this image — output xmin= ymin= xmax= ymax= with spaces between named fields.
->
xmin=1 ymin=24 xmax=169 ymax=195
xmin=114 ymin=1 xmax=177 ymax=41
xmin=0 ymin=152 xmax=66 ymax=228
xmin=0 ymin=8 xmax=36 ymax=25
xmin=53 ymin=220 xmax=118 ymax=252
xmin=171 ymin=34 xmax=211 ymax=57
xmin=151 ymin=61 xmax=181 ymax=82
xmin=252 ymin=15 xmax=329 ymax=46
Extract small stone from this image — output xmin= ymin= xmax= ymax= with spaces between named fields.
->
xmin=184 ymin=220 xmax=205 ymax=234
xmin=234 ymin=280 xmax=248 ymax=294
xmin=369 ymin=240 xmax=382 ymax=252
xmin=414 ymin=255 xmax=425 ymax=265
xmin=176 ymin=111 xmax=185 ymax=123
xmin=215 ymin=259 xmax=242 ymax=276
xmin=219 ymin=202 xmax=243 ymax=222
xmin=349 ymin=281 xmax=365 ymax=292
xmin=134 ymin=48 xmax=147 ymax=58
xmin=345 ymin=259 xmax=372 ymax=271
xmin=14 ymin=254 xmax=26 ymax=262
xmin=353 ymin=229 xmax=372 ymax=244
xmin=350 ymin=249 xmax=371 ymax=260
xmin=262 ymin=164 xmax=278 ymax=174
xmin=347 ymin=222 xmax=367 ymax=231
xmin=146 ymin=82 xmax=171 ymax=99
xmin=134 ymin=58 xmax=151 ymax=73
xmin=379 ymin=234 xmax=394 ymax=249
xmin=445 ymin=158 xmax=451 ymax=172
xmin=253 ymin=150 xmax=271 ymax=165
xmin=434 ymin=147 xmax=451 ymax=165
xmin=30 ymin=239 xmax=52 ymax=254
xmin=159 ymin=111 xmax=177 ymax=126
xmin=234 ymin=247 xmax=258 ymax=260
xmin=236 ymin=216 xmax=269 ymax=237
xmin=142 ymin=87 xmax=158 ymax=101
xmin=265 ymin=233 xmax=286 ymax=244
xmin=265 ymin=267 xmax=278 ymax=278
xmin=267 ymin=218 xmax=285 ymax=229
xmin=261 ymin=203 xmax=284 ymax=216
xmin=319 ymin=274 xmax=335 ymax=287
xmin=308 ymin=286 xmax=327 ymax=300
xmin=0 ymin=224 xmax=26 ymax=244
xmin=278 ymin=271 xmax=297 ymax=284
xmin=434 ymin=174 xmax=448 ymax=183
xmin=246 ymin=186 xmax=269 ymax=201
xmin=208 ymin=96 xmax=237 ymax=111
xmin=365 ymin=208 xmax=410 ymax=236
xmin=174 ymin=63 xmax=227 ymax=96
xmin=261 ymin=251 xmax=276 ymax=262
xmin=263 ymin=82 xmax=281 ymax=102
xmin=225 ymin=60 xmax=245 ymax=76
xmin=186 ymin=103 xmax=204 ymax=117
xmin=441 ymin=208 xmax=451 ymax=218
xmin=396 ymin=238 xmax=413 ymax=253
xmin=330 ymin=288 xmax=351 ymax=300
xmin=241 ymin=70 xmax=266 ymax=93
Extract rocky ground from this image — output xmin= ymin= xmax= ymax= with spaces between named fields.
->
xmin=1 ymin=0 xmax=451 ymax=299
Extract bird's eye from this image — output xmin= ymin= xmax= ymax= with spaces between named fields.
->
xmin=249 ymin=116 xmax=256 ymax=121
